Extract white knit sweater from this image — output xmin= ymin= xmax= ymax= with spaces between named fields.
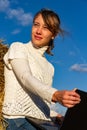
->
xmin=2 ymin=41 xmax=57 ymax=120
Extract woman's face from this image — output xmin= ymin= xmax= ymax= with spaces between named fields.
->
xmin=31 ymin=14 xmax=54 ymax=48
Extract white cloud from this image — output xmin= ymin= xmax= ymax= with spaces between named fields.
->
xmin=7 ymin=8 xmax=33 ymax=26
xmin=0 ymin=0 xmax=33 ymax=26
xmin=11 ymin=29 xmax=21 ymax=34
xmin=0 ymin=0 xmax=10 ymax=12
xmin=51 ymin=60 xmax=61 ymax=64
xmin=70 ymin=64 xmax=87 ymax=72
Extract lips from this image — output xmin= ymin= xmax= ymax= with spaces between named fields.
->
xmin=34 ymin=35 xmax=42 ymax=40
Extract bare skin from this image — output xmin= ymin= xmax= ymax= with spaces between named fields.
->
xmin=31 ymin=14 xmax=54 ymax=48
xmin=52 ymin=89 xmax=80 ymax=108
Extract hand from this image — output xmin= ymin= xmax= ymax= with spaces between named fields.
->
xmin=52 ymin=89 xmax=81 ymax=108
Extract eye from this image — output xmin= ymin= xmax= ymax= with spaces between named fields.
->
xmin=33 ymin=22 xmax=39 ymax=27
xmin=43 ymin=25 xmax=48 ymax=29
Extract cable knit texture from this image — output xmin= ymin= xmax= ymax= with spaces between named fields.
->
xmin=2 ymin=41 xmax=57 ymax=120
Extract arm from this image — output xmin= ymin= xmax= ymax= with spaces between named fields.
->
xmin=10 ymin=58 xmax=57 ymax=103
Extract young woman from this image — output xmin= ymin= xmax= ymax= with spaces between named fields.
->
xmin=2 ymin=8 xmax=81 ymax=130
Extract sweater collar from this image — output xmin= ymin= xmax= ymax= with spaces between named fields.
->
xmin=28 ymin=41 xmax=48 ymax=57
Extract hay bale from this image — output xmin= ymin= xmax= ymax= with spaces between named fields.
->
xmin=0 ymin=41 xmax=8 ymax=120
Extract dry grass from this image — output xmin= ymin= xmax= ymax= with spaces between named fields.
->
xmin=0 ymin=40 xmax=8 ymax=120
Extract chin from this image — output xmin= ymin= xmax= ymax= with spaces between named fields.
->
xmin=32 ymin=40 xmax=41 ymax=47
xmin=31 ymin=42 xmax=41 ymax=48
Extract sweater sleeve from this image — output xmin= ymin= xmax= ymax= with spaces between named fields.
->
xmin=10 ymin=59 xmax=57 ymax=103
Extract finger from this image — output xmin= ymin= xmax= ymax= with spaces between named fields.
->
xmin=63 ymin=101 xmax=77 ymax=108
xmin=62 ymin=97 xmax=80 ymax=107
xmin=70 ymin=90 xmax=80 ymax=99
xmin=69 ymin=94 xmax=81 ymax=102
xmin=73 ymin=88 xmax=77 ymax=91
xmin=63 ymin=92 xmax=80 ymax=102
xmin=65 ymin=104 xmax=75 ymax=108
xmin=62 ymin=101 xmax=75 ymax=108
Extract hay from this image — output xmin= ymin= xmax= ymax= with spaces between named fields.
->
xmin=0 ymin=40 xmax=8 ymax=121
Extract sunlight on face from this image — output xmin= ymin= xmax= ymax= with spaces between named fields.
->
xmin=31 ymin=14 xmax=54 ymax=48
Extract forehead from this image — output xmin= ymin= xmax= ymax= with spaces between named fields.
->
xmin=34 ymin=14 xmax=45 ymax=23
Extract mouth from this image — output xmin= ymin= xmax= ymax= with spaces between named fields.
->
xmin=34 ymin=35 xmax=42 ymax=40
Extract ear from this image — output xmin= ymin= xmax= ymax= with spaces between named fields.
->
xmin=52 ymin=36 xmax=54 ymax=40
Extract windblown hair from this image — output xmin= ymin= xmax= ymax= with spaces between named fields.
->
xmin=33 ymin=8 xmax=65 ymax=55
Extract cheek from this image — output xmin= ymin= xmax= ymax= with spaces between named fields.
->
xmin=32 ymin=28 xmax=34 ymax=34
xmin=43 ymin=31 xmax=53 ymax=39
xmin=31 ymin=28 xmax=35 ymax=38
xmin=32 ymin=27 xmax=36 ymax=34
xmin=44 ymin=33 xmax=53 ymax=41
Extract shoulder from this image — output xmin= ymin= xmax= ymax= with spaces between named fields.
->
xmin=10 ymin=42 xmax=24 ymax=49
xmin=9 ymin=41 xmax=29 ymax=52
xmin=4 ymin=42 xmax=29 ymax=63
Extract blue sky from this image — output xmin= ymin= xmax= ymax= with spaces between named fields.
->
xmin=0 ymin=0 xmax=87 ymax=114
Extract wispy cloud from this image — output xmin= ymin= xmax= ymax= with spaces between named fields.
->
xmin=11 ymin=29 xmax=21 ymax=34
xmin=69 ymin=51 xmax=76 ymax=56
xmin=69 ymin=40 xmax=87 ymax=72
xmin=70 ymin=64 xmax=87 ymax=72
xmin=0 ymin=0 xmax=33 ymax=26
xmin=51 ymin=60 xmax=62 ymax=64
xmin=73 ymin=43 xmax=86 ymax=63
xmin=7 ymin=8 xmax=33 ymax=26
xmin=0 ymin=0 xmax=10 ymax=12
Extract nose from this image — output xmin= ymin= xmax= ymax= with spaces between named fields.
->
xmin=36 ymin=26 xmax=42 ymax=34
